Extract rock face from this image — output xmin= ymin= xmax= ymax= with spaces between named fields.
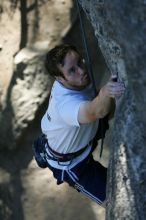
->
xmin=0 ymin=47 xmax=52 ymax=149
xmin=79 ymin=0 xmax=146 ymax=219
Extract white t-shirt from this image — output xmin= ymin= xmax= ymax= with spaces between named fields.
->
xmin=41 ymin=80 xmax=99 ymax=154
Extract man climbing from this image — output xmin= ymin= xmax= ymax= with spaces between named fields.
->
xmin=41 ymin=44 xmax=125 ymax=206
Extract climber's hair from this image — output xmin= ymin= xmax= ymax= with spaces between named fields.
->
xmin=45 ymin=44 xmax=80 ymax=78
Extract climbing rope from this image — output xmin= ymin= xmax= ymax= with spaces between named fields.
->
xmin=76 ymin=0 xmax=97 ymax=96
xmin=76 ymin=0 xmax=106 ymax=158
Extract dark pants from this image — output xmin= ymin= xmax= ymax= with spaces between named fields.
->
xmin=47 ymin=154 xmax=107 ymax=205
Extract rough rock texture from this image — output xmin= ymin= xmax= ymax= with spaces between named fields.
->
xmin=0 ymin=47 xmax=53 ymax=149
xmin=79 ymin=0 xmax=146 ymax=219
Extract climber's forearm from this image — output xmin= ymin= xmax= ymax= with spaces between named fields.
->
xmin=78 ymin=79 xmax=125 ymax=124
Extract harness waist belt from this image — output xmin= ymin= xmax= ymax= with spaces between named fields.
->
xmin=46 ymin=141 xmax=92 ymax=162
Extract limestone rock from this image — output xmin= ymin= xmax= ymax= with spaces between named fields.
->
xmin=0 ymin=47 xmax=53 ymax=149
xmin=79 ymin=0 xmax=146 ymax=219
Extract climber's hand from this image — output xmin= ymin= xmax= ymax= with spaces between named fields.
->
xmin=101 ymin=76 xmax=125 ymax=99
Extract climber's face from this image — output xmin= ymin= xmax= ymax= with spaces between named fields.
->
xmin=57 ymin=50 xmax=90 ymax=90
